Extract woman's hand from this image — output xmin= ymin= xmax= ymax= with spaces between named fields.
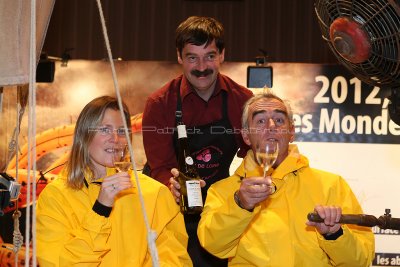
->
xmin=97 ymin=172 xmax=132 ymax=207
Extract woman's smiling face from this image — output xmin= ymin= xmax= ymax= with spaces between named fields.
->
xmin=88 ymin=108 xmax=127 ymax=176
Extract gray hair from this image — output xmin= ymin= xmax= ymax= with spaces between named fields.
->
xmin=241 ymin=89 xmax=294 ymax=130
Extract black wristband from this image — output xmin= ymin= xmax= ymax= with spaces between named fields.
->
xmin=92 ymin=200 xmax=112 ymax=217
xmin=323 ymin=227 xmax=343 ymax=240
xmin=234 ymin=191 xmax=253 ymax=212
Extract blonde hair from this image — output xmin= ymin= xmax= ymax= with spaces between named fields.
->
xmin=65 ymin=96 xmax=131 ymax=189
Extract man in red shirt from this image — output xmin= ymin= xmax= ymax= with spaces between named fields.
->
xmin=142 ymin=16 xmax=253 ymax=267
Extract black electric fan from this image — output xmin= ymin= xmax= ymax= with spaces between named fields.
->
xmin=315 ymin=0 xmax=400 ymax=124
xmin=309 ymin=0 xmax=400 ymax=231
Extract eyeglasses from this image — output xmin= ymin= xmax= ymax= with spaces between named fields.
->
xmin=90 ymin=126 xmax=130 ymax=137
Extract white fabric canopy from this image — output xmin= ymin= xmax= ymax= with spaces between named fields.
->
xmin=0 ymin=0 xmax=55 ymax=86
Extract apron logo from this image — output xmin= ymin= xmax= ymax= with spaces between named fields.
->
xmin=194 ymin=146 xmax=223 ymax=173
xmin=196 ymin=149 xmax=212 ymax=162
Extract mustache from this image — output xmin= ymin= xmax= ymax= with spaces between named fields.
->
xmin=191 ymin=69 xmax=213 ymax=77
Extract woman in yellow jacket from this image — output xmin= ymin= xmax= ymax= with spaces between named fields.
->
xmin=36 ymin=96 xmax=192 ymax=267
xmin=197 ymin=92 xmax=374 ymax=266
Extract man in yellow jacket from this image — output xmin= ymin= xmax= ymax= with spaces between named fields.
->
xmin=197 ymin=92 xmax=375 ymax=266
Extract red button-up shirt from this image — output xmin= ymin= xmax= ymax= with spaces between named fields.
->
xmin=142 ymin=73 xmax=253 ymax=185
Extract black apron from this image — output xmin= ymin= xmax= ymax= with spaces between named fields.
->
xmin=175 ymin=89 xmax=237 ymax=267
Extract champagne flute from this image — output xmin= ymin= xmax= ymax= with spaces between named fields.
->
xmin=113 ymin=144 xmax=131 ymax=172
xmin=255 ymin=139 xmax=279 ymax=193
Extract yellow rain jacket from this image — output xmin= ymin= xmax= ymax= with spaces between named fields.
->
xmin=36 ymin=168 xmax=192 ymax=267
xmin=198 ymin=145 xmax=374 ymax=266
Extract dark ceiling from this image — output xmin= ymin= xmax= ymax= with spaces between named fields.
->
xmin=42 ymin=0 xmax=338 ymax=63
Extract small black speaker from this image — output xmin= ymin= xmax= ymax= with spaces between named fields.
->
xmin=36 ymin=60 xmax=55 ymax=83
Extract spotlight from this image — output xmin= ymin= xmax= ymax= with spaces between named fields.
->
xmin=37 ymin=52 xmax=55 ymax=83
xmin=247 ymin=49 xmax=273 ymax=88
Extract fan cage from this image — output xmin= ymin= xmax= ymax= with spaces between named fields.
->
xmin=315 ymin=0 xmax=400 ymax=87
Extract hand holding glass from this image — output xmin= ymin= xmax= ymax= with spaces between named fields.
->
xmin=255 ymin=139 xmax=279 ymax=193
xmin=113 ymin=145 xmax=131 ymax=172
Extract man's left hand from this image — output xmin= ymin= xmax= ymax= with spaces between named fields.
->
xmin=306 ymin=205 xmax=342 ymax=236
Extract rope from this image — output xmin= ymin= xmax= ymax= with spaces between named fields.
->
xmin=13 ymin=87 xmax=21 ymax=267
xmin=12 ymin=210 xmax=24 ymax=254
xmin=0 ymin=86 xmax=25 ymax=267
xmin=7 ymin=3 xmax=30 ymax=266
xmin=12 ymin=86 xmax=28 ymax=174
xmin=94 ymin=1 xmax=159 ymax=266
xmin=25 ymin=1 xmax=38 ymax=266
